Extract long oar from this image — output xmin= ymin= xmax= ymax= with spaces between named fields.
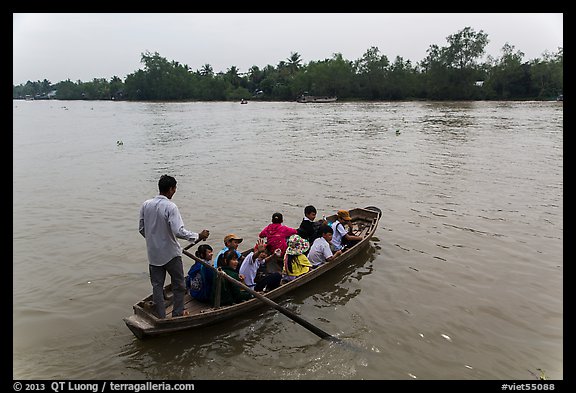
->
xmin=183 ymin=239 xmax=202 ymax=251
xmin=182 ymin=248 xmax=340 ymax=342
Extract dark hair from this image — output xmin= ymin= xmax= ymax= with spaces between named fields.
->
xmin=321 ymin=225 xmax=334 ymax=235
xmin=285 ymin=254 xmax=295 ymax=274
xmin=158 ymin=174 xmax=176 ymax=193
xmin=195 ymin=244 xmax=213 ymax=259
xmin=219 ymin=249 xmax=238 ymax=267
xmin=272 ymin=212 xmax=283 ymax=224
xmin=304 ymin=205 xmax=317 ymax=215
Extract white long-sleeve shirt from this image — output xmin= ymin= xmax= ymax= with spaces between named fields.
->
xmin=239 ymin=251 xmax=265 ymax=287
xmin=139 ymin=195 xmax=199 ymax=266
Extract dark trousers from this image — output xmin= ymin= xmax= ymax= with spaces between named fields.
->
xmin=149 ymin=256 xmax=186 ymax=318
xmin=255 ymin=272 xmax=282 ymax=292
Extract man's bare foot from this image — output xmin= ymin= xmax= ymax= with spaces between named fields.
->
xmin=172 ymin=310 xmax=190 ymax=318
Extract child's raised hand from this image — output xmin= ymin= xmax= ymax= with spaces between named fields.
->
xmin=254 ymin=238 xmax=267 ymax=253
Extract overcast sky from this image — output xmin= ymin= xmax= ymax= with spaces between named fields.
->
xmin=13 ymin=13 xmax=563 ymax=85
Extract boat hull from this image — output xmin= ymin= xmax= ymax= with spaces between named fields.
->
xmin=296 ymin=96 xmax=337 ymax=103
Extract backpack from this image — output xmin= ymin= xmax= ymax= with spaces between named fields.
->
xmin=332 ymin=221 xmax=358 ymax=250
xmin=185 ymin=262 xmax=214 ymax=303
xmin=331 ymin=221 xmax=347 ymax=246
xmin=309 ymin=220 xmax=326 ymax=244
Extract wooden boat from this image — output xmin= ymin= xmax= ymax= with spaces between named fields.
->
xmin=296 ymin=95 xmax=337 ymax=103
xmin=124 ymin=206 xmax=381 ymax=339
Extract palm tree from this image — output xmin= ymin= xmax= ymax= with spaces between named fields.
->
xmin=287 ymin=52 xmax=302 ymax=74
xmin=199 ymin=64 xmax=214 ymax=77
xmin=225 ymin=66 xmax=241 ymax=87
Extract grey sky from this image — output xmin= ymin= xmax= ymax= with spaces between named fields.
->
xmin=13 ymin=13 xmax=563 ymax=85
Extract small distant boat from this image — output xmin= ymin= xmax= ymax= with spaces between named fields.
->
xmin=296 ymin=95 xmax=337 ymax=103
xmin=240 ymin=99 xmax=248 ymax=104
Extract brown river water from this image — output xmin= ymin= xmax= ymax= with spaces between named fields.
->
xmin=13 ymin=99 xmax=563 ymax=380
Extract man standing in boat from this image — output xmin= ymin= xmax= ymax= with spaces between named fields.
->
xmin=139 ymin=174 xmax=210 ymax=318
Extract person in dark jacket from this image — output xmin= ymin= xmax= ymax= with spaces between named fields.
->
xmin=297 ymin=205 xmax=327 ymax=247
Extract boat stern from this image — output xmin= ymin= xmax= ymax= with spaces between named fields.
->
xmin=123 ymin=314 xmax=154 ymax=339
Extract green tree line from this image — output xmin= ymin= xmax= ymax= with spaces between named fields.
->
xmin=13 ymin=27 xmax=563 ymax=101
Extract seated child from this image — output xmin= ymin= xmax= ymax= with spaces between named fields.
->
xmin=239 ymin=238 xmax=282 ymax=292
xmin=282 ymin=234 xmax=312 ymax=282
xmin=214 ymin=249 xmax=252 ymax=306
xmin=213 ymin=233 xmax=243 ymax=267
xmin=307 ymin=225 xmax=343 ymax=268
xmin=297 ymin=205 xmax=328 ymax=247
xmin=331 ymin=210 xmax=362 ymax=251
xmin=185 ymin=244 xmax=215 ymax=303
xmin=259 ymin=212 xmax=298 ymax=258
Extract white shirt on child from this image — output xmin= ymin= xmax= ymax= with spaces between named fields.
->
xmin=330 ymin=221 xmax=348 ymax=251
xmin=307 ymin=237 xmax=333 ymax=267
xmin=239 ymin=251 xmax=265 ymax=287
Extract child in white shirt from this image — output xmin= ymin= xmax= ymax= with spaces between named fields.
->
xmin=307 ymin=225 xmax=342 ymax=268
